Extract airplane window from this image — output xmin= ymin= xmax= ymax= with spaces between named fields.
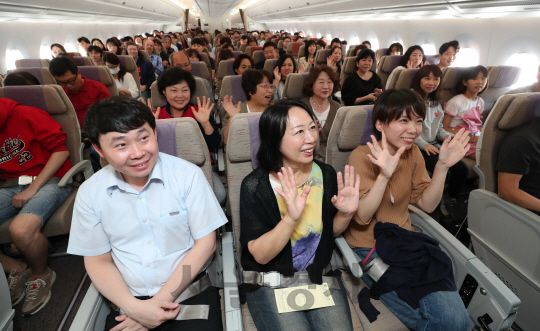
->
xmin=64 ymin=41 xmax=77 ymax=52
xmin=350 ymin=37 xmax=360 ymax=47
xmin=421 ymin=43 xmax=436 ymax=55
xmin=451 ymin=47 xmax=479 ymax=67
xmin=326 ymin=34 xmax=332 ymax=40
xmin=6 ymin=49 xmax=24 ymax=70
xmin=316 ymin=33 xmax=322 ymax=38
xmin=40 ymin=45 xmax=52 ymax=60
xmin=370 ymin=38 xmax=379 ymax=50
xmin=505 ymin=53 xmax=539 ymax=88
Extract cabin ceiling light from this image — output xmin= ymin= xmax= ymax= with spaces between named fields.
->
xmin=170 ymin=0 xmax=187 ymax=10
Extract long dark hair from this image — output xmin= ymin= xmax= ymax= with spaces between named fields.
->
xmin=303 ymin=40 xmax=317 ymax=62
xmin=400 ymin=45 xmax=425 ymax=67
xmin=411 ymin=65 xmax=443 ymax=107
xmin=50 ymin=43 xmax=67 ymax=57
xmin=257 ymin=99 xmax=316 ymax=172
xmin=455 ymin=65 xmax=489 ymax=95
xmin=103 ymin=52 xmax=127 ymax=83
xmin=276 ymin=54 xmax=298 ymax=82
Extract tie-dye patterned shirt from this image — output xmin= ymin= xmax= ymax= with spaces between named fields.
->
xmin=269 ymin=163 xmax=323 ymax=271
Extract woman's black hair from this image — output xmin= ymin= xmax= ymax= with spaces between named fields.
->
xmin=50 ymin=43 xmax=67 ymax=56
xmin=77 ymin=37 xmax=90 ymax=44
xmin=275 ymin=54 xmax=298 ymax=82
xmin=91 ymin=38 xmax=106 ymax=50
xmin=241 ymin=69 xmax=273 ymax=101
xmin=411 ymin=65 xmax=443 ymax=107
xmin=386 ymin=42 xmax=403 ymax=55
xmin=103 ymin=52 xmax=127 ymax=83
xmin=157 ymin=66 xmax=196 ymax=97
xmin=105 ymin=38 xmax=122 ymax=55
xmin=455 ymin=65 xmax=489 ymax=95
xmin=4 ymin=72 xmax=40 ymax=86
xmin=185 ymin=49 xmax=203 ymax=61
xmin=87 ymin=45 xmax=103 ymax=57
xmin=372 ymin=89 xmax=426 ymax=139
xmin=355 ymin=49 xmax=375 ymax=66
xmin=400 ymin=45 xmax=425 ymax=67
xmin=233 ymin=54 xmax=254 ymax=74
xmin=218 ymin=49 xmax=234 ymax=63
xmin=303 ymin=40 xmax=317 ymax=62
xmin=257 ymin=99 xmax=317 ymax=172
xmin=84 ymin=96 xmax=156 ymax=149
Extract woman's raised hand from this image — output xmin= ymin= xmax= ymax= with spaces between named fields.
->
xmin=193 ymin=96 xmax=215 ymax=125
xmin=221 ymin=95 xmax=241 ymax=118
xmin=438 ymin=128 xmax=470 ymax=168
xmin=298 ymin=64 xmax=305 ymax=73
xmin=375 ymin=53 xmax=381 ymax=65
xmin=332 ymin=165 xmax=360 ymax=216
xmin=406 ymin=60 xmax=415 ymax=69
xmin=273 ymin=66 xmax=281 ymax=83
xmin=274 ymin=167 xmax=311 ymax=222
xmin=420 ymin=60 xmax=430 ymax=67
xmin=366 ymin=132 xmax=406 ymax=179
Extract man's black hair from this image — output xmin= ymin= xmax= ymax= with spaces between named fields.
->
xmin=262 ymin=42 xmax=277 ymax=51
xmin=77 ymin=36 xmax=90 ymax=44
xmin=49 ymin=56 xmax=78 ymax=77
xmin=84 ymin=96 xmax=156 ymax=149
xmin=439 ymin=40 xmax=460 ymax=55
xmin=87 ymin=45 xmax=103 ymax=55
xmin=191 ymin=38 xmax=206 ymax=47
xmin=355 ymin=49 xmax=376 ymax=63
xmin=257 ymin=99 xmax=316 ymax=173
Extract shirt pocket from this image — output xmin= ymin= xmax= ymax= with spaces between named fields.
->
xmin=156 ymin=210 xmax=192 ymax=256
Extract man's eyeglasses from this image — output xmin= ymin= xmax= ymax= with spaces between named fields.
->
xmin=57 ymin=73 xmax=79 ymax=87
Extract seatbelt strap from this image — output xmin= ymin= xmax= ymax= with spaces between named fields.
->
xmin=242 ymin=264 xmax=339 ymax=289
xmin=0 ymin=176 xmax=61 ymax=188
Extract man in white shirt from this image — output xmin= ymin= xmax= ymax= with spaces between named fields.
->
xmin=67 ymin=96 xmax=226 ymax=330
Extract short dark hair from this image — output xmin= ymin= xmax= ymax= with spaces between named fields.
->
xmin=222 ymin=43 xmax=234 ymax=51
xmin=87 ymin=45 xmax=103 ymax=56
xmin=257 ymin=99 xmax=316 ymax=172
xmin=77 ymin=37 xmax=90 ymax=44
xmin=220 ymin=37 xmax=232 ymax=45
xmin=302 ymin=65 xmax=341 ymax=97
xmin=185 ymin=49 xmax=202 ymax=61
xmin=401 ymin=45 xmax=425 ymax=67
xmin=3 ymin=72 xmax=40 ymax=86
xmin=241 ymin=35 xmax=248 ymax=41
xmin=456 ymin=65 xmax=489 ymax=95
xmin=241 ymin=69 xmax=273 ymax=101
xmin=354 ymin=44 xmax=367 ymax=56
xmin=331 ymin=38 xmax=341 ymax=46
xmin=191 ymin=38 xmax=206 ymax=47
xmin=316 ymin=40 xmax=327 ymax=48
xmin=276 ymin=54 xmax=298 ymax=81
xmin=262 ymin=42 xmax=277 ymax=51
xmin=355 ymin=49 xmax=375 ymax=64
xmin=218 ymin=49 xmax=234 ymax=63
xmin=103 ymin=52 xmax=127 ymax=82
xmin=372 ymin=89 xmax=426 ymax=139
xmin=362 ymin=40 xmax=371 ymax=46
xmin=84 ymin=96 xmax=156 ymax=149
xmin=233 ymin=54 xmax=254 ymax=74
xmin=439 ymin=40 xmax=460 ymax=55
xmin=157 ymin=66 xmax=197 ymax=97
xmin=387 ymin=42 xmax=403 ymax=55
xmin=49 ymin=56 xmax=78 ymax=77
xmin=411 ymin=65 xmax=443 ymax=107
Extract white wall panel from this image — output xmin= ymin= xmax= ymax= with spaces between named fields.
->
xmin=0 ymin=22 xmax=163 ymax=74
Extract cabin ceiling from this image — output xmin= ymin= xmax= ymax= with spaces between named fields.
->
xmin=0 ymin=0 xmax=539 ymax=23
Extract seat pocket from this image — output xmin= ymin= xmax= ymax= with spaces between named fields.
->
xmin=156 ymin=211 xmax=191 ymax=256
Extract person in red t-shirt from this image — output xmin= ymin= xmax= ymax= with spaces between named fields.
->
xmin=49 ymin=55 xmax=111 ymax=128
xmin=0 ymin=98 xmax=72 ymax=315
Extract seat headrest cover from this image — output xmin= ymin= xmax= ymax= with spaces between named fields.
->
xmin=284 ymin=73 xmax=310 ymax=99
xmin=20 ymin=59 xmax=42 ymax=68
xmin=227 ymin=60 xmax=235 ymax=75
xmin=292 ymin=42 xmax=302 ymax=56
xmin=232 ymin=51 xmax=242 ymax=59
xmin=191 ymin=62 xmax=202 ymax=77
xmin=387 ymin=56 xmax=403 ymax=72
xmin=4 ymin=86 xmax=48 ymax=112
xmin=344 ymin=57 xmax=357 ymax=74
xmin=424 ymin=55 xmax=440 ymax=65
xmin=156 ymin=121 xmax=177 ymax=157
xmin=359 ymin=106 xmax=375 ymax=145
xmin=408 ymin=68 xmax=420 ymax=87
xmin=336 ymin=106 xmax=374 ymax=150
xmin=499 ymin=94 xmax=540 ymax=130
xmin=231 ymin=76 xmax=247 ymax=103
xmin=72 ymin=57 xmax=86 ymax=66
xmin=78 ymin=67 xmax=101 ymax=82
xmin=316 ymin=49 xmax=332 ymax=63
xmin=248 ymin=114 xmax=262 ymax=169
xmin=10 ymin=68 xmax=44 ymax=84
xmin=492 ymin=65 xmax=520 ymax=88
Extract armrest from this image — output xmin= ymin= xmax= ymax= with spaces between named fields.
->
xmin=58 ymin=160 xmax=94 ymax=187
xmin=218 ymin=148 xmax=225 ymax=172
xmin=334 ymin=235 xmax=362 ymax=278
xmin=69 ymin=283 xmax=109 ymax=331
xmin=474 ymin=165 xmax=485 ymax=190
xmin=221 ymin=231 xmax=243 ymax=331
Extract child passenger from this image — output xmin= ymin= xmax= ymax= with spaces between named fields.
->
xmin=67 ymin=96 xmax=226 ymax=331
xmin=345 ymin=89 xmax=470 ymax=331
xmin=443 ymin=65 xmax=489 ymax=160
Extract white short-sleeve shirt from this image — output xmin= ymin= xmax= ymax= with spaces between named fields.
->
xmin=67 ymin=153 xmax=227 ymax=297
xmin=444 ymin=94 xmax=484 ymax=132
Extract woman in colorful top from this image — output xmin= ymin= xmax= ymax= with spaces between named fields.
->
xmin=345 ymin=89 xmax=470 ymax=331
xmin=443 ymin=65 xmax=488 ymax=160
xmin=412 ymin=65 xmax=469 ymax=219
xmin=240 ymin=100 xmax=360 ymax=331
xmin=299 ymin=40 xmax=317 ymax=72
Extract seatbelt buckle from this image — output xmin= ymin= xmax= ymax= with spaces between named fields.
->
xmin=18 ymin=176 xmax=35 ymax=185
xmin=259 ymin=272 xmax=281 ymax=287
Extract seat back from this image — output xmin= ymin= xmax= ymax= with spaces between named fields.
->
xmin=372 ymin=48 xmax=389 ymax=71
xmin=424 ymin=55 xmax=440 ymax=66
xmin=78 ymin=66 xmax=118 ymax=96
xmin=239 ymin=43 xmax=247 ymax=53
xmin=245 ymin=46 xmax=262 ymax=58
xmin=376 ymin=55 xmax=404 ymax=88
xmin=394 ymin=68 xmax=421 ymax=89
xmin=252 ymin=50 xmax=264 ymax=65
xmin=150 ymin=76 xmax=209 ymax=109
xmin=117 ymin=55 xmax=141 ymax=93
xmin=216 ymin=51 xmax=242 ymax=68
xmin=315 ymin=49 xmax=332 ymax=66
xmin=282 ymin=72 xmax=310 ymax=100
xmin=287 ymin=42 xmax=303 ymax=58
xmin=72 ymin=56 xmax=96 ymax=66
xmin=346 ymin=45 xmax=358 ymax=57
xmin=386 ymin=67 xmax=406 ymax=90
xmin=263 ymin=58 xmax=279 ymax=72
xmin=217 ymin=59 xmax=237 ymax=92
xmin=325 ymin=105 xmax=374 ymax=172
xmin=198 ymin=52 xmax=212 ymax=75
xmin=67 ymin=52 xmax=81 ymax=57
xmin=0 ymin=85 xmax=82 ymax=169
xmin=341 ymin=57 xmax=357 ymax=86
xmin=277 ymin=40 xmax=283 ymax=50
xmin=15 ymin=59 xmax=50 ymax=68
xmin=190 ymin=61 xmax=212 ymax=82
xmin=220 ymin=75 xmax=248 ymax=104
xmin=439 ymin=66 xmax=471 ymax=106
xmin=482 ymin=65 xmax=521 ymax=114
xmin=226 ymin=112 xmax=262 ymax=255
xmin=476 ymin=93 xmax=540 ymax=192
xmin=7 ymin=68 xmax=57 ymax=85
xmin=155 ymin=118 xmax=213 ymax=187
xmin=140 ymin=50 xmax=151 ymax=62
